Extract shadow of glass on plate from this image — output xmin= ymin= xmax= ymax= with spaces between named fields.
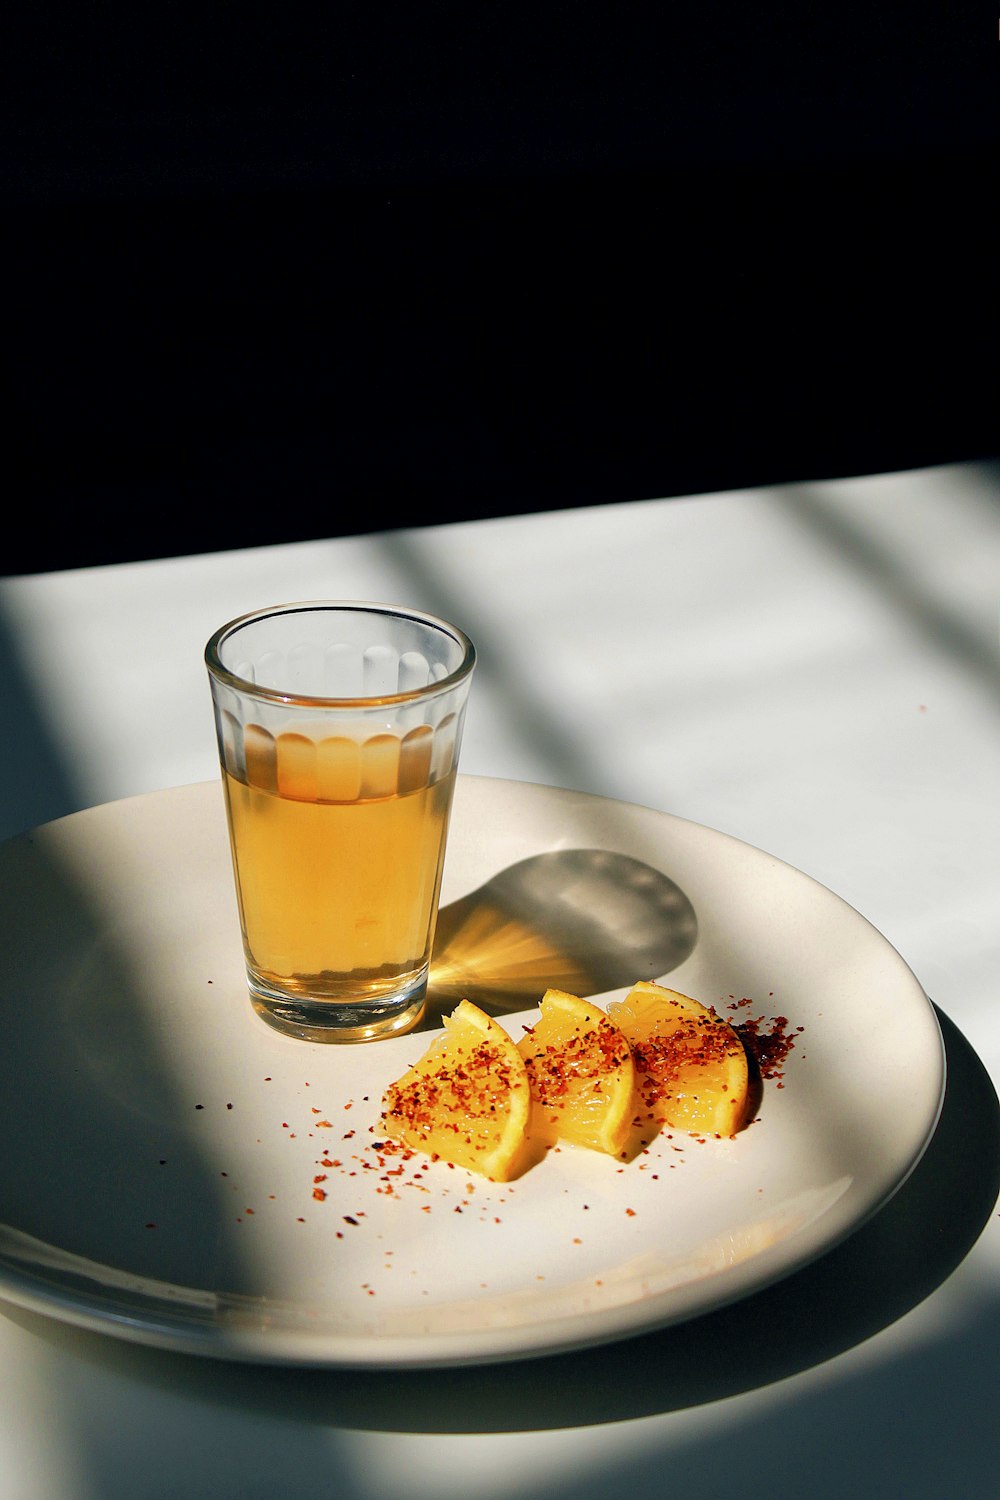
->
xmin=23 ymin=1004 xmax=996 ymax=1437
xmin=423 ymin=848 xmax=698 ymax=1024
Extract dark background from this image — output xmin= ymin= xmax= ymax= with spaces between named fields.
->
xmin=5 ymin=5 xmax=998 ymax=575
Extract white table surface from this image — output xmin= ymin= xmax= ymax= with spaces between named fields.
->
xmin=1 ymin=460 xmax=998 ymax=1499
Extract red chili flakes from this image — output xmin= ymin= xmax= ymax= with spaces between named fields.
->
xmin=522 ymin=1016 xmax=630 ymax=1107
xmin=381 ymin=1036 xmax=522 ymax=1158
xmin=730 ymin=1002 xmax=800 ymax=1082
xmin=313 ymin=1188 xmax=328 ymax=1202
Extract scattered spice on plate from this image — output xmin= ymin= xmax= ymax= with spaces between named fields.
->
xmin=146 ymin=988 xmax=800 ymax=1289
xmin=729 ymin=998 xmax=801 ymax=1082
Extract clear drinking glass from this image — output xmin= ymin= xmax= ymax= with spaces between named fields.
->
xmin=205 ymin=601 xmax=476 ymax=1043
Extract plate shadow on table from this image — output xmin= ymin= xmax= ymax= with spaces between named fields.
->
xmin=422 ymin=848 xmax=699 ymax=1023
xmin=18 ymin=1004 xmax=998 ymax=1439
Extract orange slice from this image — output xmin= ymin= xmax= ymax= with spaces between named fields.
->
xmin=517 ymin=988 xmax=635 ymax=1157
xmin=608 ymin=980 xmax=749 ymax=1136
xmin=381 ymin=1000 xmax=531 ymax=1180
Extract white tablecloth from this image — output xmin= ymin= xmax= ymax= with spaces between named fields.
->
xmin=1 ymin=460 xmax=997 ymax=1498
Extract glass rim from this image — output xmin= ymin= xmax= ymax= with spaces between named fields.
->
xmin=204 ymin=599 xmax=476 ymax=708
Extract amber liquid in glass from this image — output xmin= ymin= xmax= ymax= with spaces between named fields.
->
xmin=222 ymin=747 xmax=456 ymax=1005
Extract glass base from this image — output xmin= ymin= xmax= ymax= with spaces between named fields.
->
xmin=247 ymin=971 xmax=428 ymax=1044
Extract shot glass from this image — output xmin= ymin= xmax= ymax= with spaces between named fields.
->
xmin=205 ymin=601 xmax=476 ymax=1043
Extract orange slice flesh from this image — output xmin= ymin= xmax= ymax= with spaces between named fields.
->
xmin=517 ymin=988 xmax=635 ymax=1157
xmin=608 ymin=981 xmax=749 ymax=1137
xmin=381 ymin=1000 xmax=531 ymax=1181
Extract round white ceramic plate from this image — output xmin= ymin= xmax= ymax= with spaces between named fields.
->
xmin=0 ymin=777 xmax=944 ymax=1367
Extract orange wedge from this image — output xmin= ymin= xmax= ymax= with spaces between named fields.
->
xmin=381 ymin=1000 xmax=531 ymax=1180
xmin=608 ymin=980 xmax=749 ymax=1136
xmin=517 ymin=988 xmax=635 ymax=1157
